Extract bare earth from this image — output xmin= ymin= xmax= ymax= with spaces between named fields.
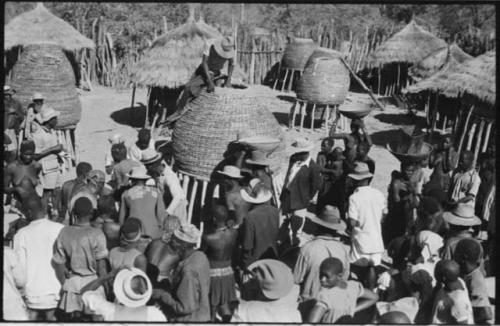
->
xmin=74 ymin=85 xmax=417 ymax=195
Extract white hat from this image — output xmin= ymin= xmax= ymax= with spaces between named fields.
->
xmin=113 ymin=268 xmax=152 ymax=308
xmin=347 ymin=162 xmax=373 ymax=180
xmin=141 ymin=148 xmax=162 ymax=165
xmin=32 ymin=92 xmax=44 ymax=101
xmin=240 ymin=186 xmax=272 ymax=204
xmin=108 ymin=133 xmax=125 ymax=145
xmin=4 ymin=85 xmax=14 ymax=95
xmin=173 ymin=224 xmax=201 ymax=244
xmin=213 ymin=36 xmax=235 ymax=59
xmin=127 ymin=166 xmax=150 ymax=180
xmin=443 ymin=203 xmax=481 ymax=226
xmin=217 ymin=165 xmax=243 ymax=179
xmin=290 ymin=137 xmax=314 ymax=154
xmin=35 ymin=106 xmax=60 ymax=124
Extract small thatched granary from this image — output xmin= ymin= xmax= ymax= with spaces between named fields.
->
xmin=369 ymin=20 xmax=447 ymax=96
xmin=409 ymin=43 xmax=473 ymax=81
xmin=5 ymin=3 xmax=94 ymax=130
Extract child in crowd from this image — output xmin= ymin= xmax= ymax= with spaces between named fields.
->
xmin=109 ymin=217 xmax=147 ymax=272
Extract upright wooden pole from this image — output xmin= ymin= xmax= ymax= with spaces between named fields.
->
xmin=310 ymin=103 xmax=316 ymax=130
xmin=466 ymin=120 xmax=477 ymax=151
xmin=287 ymin=69 xmax=295 ymax=92
xmin=281 ymin=69 xmax=289 ymax=92
xmin=482 ymin=121 xmax=493 ymax=153
xmin=288 ymin=100 xmax=298 ymax=129
xmin=377 ymin=65 xmax=381 ymax=95
xmin=130 ymin=83 xmax=136 ymax=123
xmin=457 ymin=106 xmax=475 ymax=157
xmin=472 ymin=119 xmax=485 ymax=167
xmin=299 ymin=102 xmax=306 ymax=132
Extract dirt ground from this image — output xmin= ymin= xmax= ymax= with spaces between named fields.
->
xmin=74 ymin=85 xmax=426 ymax=195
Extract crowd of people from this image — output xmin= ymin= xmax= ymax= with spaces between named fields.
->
xmin=3 ymin=81 xmax=496 ymax=324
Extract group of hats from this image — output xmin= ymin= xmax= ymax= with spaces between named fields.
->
xmin=217 ymin=165 xmax=273 ymax=204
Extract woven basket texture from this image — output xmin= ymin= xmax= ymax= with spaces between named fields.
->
xmin=9 ymin=43 xmax=81 ymax=129
xmin=296 ymin=56 xmax=350 ymax=105
xmin=308 ymin=47 xmax=344 ymax=61
xmin=172 ymin=86 xmax=286 ymax=180
xmin=281 ymin=38 xmax=317 ymax=71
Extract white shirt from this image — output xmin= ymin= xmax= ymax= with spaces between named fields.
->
xmin=287 ymin=155 xmax=312 ymax=188
xmin=3 ymin=247 xmax=29 ymax=321
xmin=82 ymin=290 xmax=167 ymax=321
xmin=450 ymin=168 xmax=481 ymax=207
xmin=128 ymin=139 xmax=155 ymax=162
xmin=13 ymin=218 xmax=64 ymax=301
xmin=348 ymin=186 xmax=386 ymax=255
xmin=431 ymin=278 xmax=474 ymax=324
xmin=158 ymin=164 xmax=186 ymax=215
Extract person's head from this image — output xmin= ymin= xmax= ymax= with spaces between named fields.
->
xmin=348 ymin=162 xmax=373 ymax=187
xmin=113 ymin=268 xmax=152 ymax=307
xmin=162 ymin=214 xmax=181 ymax=242
xmin=241 ymin=182 xmax=272 ymax=206
xmin=170 ymin=224 xmax=200 ymax=259
xmin=4 ymin=85 xmax=13 ymax=99
xmin=218 ymin=166 xmax=243 ymax=189
xmin=458 ymin=150 xmax=474 ymax=171
xmin=415 ymin=196 xmax=445 ymax=234
xmin=387 ymin=236 xmax=412 ymax=270
xmin=72 ymin=197 xmax=94 ymax=223
xmin=350 ymin=118 xmax=363 ymax=134
xmin=76 ymin=161 xmax=93 ymax=179
xmin=111 ymin=143 xmax=128 ymax=163
xmin=32 ymin=93 xmax=44 ymax=110
xmin=97 ymin=195 xmax=117 ymax=218
xmin=292 ymin=151 xmax=309 ymax=163
xmin=130 ymin=275 xmax=148 ymax=295
xmin=401 ymin=162 xmax=418 ymax=180
xmin=319 ymin=257 xmax=344 ymax=289
xmin=453 ymin=238 xmax=482 ymax=275
xmin=19 ymin=140 xmax=35 ymax=165
xmin=356 ymin=141 xmax=370 ymax=160
xmin=142 ymin=149 xmax=164 ymax=176
xmin=321 ymin=138 xmax=334 ymax=153
xmin=21 ymin=195 xmax=45 ymax=221
xmin=378 ymin=311 xmax=411 ymax=324
xmin=4 ymin=107 xmax=17 ymax=129
xmin=87 ymin=170 xmax=106 ymax=194
xmin=479 ymin=158 xmax=495 ymax=185
xmin=137 ymin=128 xmax=151 ymax=150
xmin=434 ymin=259 xmax=460 ymax=288
xmin=439 ymin=133 xmax=454 ymax=151
xmin=212 ymin=204 xmax=229 ymax=228
xmin=120 ymin=217 xmax=142 ymax=247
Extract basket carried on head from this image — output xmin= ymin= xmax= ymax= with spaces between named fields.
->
xmin=296 ymin=56 xmax=350 ymax=106
xmin=338 ymin=101 xmax=373 ymax=119
xmin=387 ymin=129 xmax=433 ymax=164
xmin=281 ymin=38 xmax=318 ymax=71
xmin=172 ymin=85 xmax=286 ymax=180
xmin=9 ymin=43 xmax=81 ymax=129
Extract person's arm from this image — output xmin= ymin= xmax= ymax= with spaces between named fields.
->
xmin=3 ymin=164 xmax=15 ymax=194
xmin=155 ymin=189 xmax=167 ymax=230
xmin=118 ymin=192 xmax=127 ymax=225
xmin=81 ymin=268 xmax=120 ymax=295
xmin=241 ymin=218 xmax=255 ymax=268
xmin=347 ymin=195 xmax=359 ymax=233
xmin=292 ymin=249 xmax=308 ymax=285
xmin=201 ymin=55 xmax=215 ymax=92
xmin=307 ymin=304 xmax=327 ymax=323
xmin=309 ymin=163 xmax=323 ymax=200
xmin=33 ymin=143 xmax=63 ymax=161
xmin=359 ymin=120 xmax=372 ymax=147
xmin=391 ymin=179 xmax=404 ymax=203
xmin=224 ymin=58 xmax=234 ymax=87
xmin=12 ymin=233 xmax=27 ymax=288
xmin=163 ymin=167 xmax=185 ymax=216
xmin=152 ymin=270 xmax=200 ymax=316
xmin=133 ymin=254 xmax=148 ymax=273
xmin=51 ymin=233 xmax=68 ymax=285
xmin=354 ymin=288 xmax=379 ymax=313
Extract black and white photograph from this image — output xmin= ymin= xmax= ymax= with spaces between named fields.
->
xmin=2 ymin=2 xmax=496 ymax=324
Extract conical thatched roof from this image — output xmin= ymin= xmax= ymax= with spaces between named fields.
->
xmin=405 ymin=51 xmax=495 ymax=106
xmin=4 ymin=3 xmax=94 ymax=51
xmin=410 ymin=43 xmax=473 ymax=80
xmin=370 ymin=20 xmax=447 ymax=66
xmin=131 ymin=10 xmax=223 ymax=88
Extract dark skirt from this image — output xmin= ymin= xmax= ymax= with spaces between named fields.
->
xmin=209 ymin=264 xmax=237 ymax=307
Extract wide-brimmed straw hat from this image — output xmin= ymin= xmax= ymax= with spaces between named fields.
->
xmin=290 ymin=137 xmax=314 ymax=154
xmin=217 ymin=165 xmax=243 ymax=179
xmin=141 ymin=148 xmax=162 ymax=165
xmin=376 ymin=297 xmax=419 ymax=323
xmin=443 ymin=203 xmax=481 ymax=226
xmin=348 ymin=162 xmax=373 ymax=180
xmin=246 ymin=150 xmax=271 ymax=166
xmin=127 ymin=166 xmax=150 ymax=180
xmin=35 ymin=106 xmax=59 ymax=123
xmin=306 ymin=205 xmax=346 ymax=233
xmin=4 ymin=85 xmax=14 ymax=95
xmin=173 ymin=224 xmax=201 ymax=245
xmin=113 ymin=267 xmax=152 ymax=308
xmin=240 ymin=185 xmax=272 ymax=204
xmin=213 ymin=36 xmax=235 ymax=59
xmin=248 ymin=259 xmax=294 ymax=300
xmin=32 ymin=92 xmax=44 ymax=101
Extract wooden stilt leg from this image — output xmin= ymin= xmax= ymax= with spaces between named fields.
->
xmin=188 ymin=179 xmax=198 ymax=225
xmin=324 ymin=105 xmax=330 ymax=136
xmin=457 ymin=106 xmax=475 ymax=157
xmin=201 ymin=181 xmax=208 ymax=208
xmin=299 ymin=102 xmax=306 ymax=132
xmin=482 ymin=121 xmax=493 ymax=153
xmin=310 ymin=103 xmax=316 ymax=130
xmin=130 ymin=84 xmax=136 ymax=124
xmin=377 ymin=65 xmax=381 ymax=95
xmin=472 ymin=119 xmax=485 ymax=167
xmin=453 ymin=110 xmax=461 ymax=135
xmin=287 ymin=69 xmax=295 ymax=92
xmin=273 ymin=62 xmax=282 ymax=90
xmin=288 ymin=100 xmax=298 ymax=129
xmin=182 ymin=174 xmax=189 ymax=197
xmin=281 ymin=69 xmax=289 ymax=92
xmin=466 ymin=120 xmax=477 ymax=151
xmin=442 ymin=115 xmax=447 ymax=131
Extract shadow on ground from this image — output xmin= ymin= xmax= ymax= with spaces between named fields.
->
xmin=373 ymin=113 xmax=426 ymax=127
xmin=370 ymin=129 xmax=405 ymax=148
xmin=110 ymin=103 xmax=147 ymax=128
xmin=277 ymin=95 xmax=296 ymax=104
xmin=273 ymin=112 xmax=289 ymax=125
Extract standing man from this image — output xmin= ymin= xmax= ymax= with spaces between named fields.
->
xmin=152 ymin=224 xmax=211 ymax=322
xmin=4 ymin=140 xmax=42 ymax=200
xmin=25 ymin=92 xmax=45 ymax=138
xmin=30 ymin=107 xmax=65 ymax=218
xmin=13 ymin=196 xmax=64 ymax=321
xmin=347 ymin=162 xmax=387 ymax=290
xmin=449 ymin=150 xmax=481 ymax=207
xmin=4 ymin=85 xmax=25 ymax=139
xmin=61 ymin=162 xmax=93 ymax=221
xmin=217 ymin=165 xmax=248 ymax=227
xmin=166 ymin=36 xmax=235 ymax=124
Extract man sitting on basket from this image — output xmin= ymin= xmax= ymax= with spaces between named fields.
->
xmin=166 ymin=36 xmax=235 ymax=124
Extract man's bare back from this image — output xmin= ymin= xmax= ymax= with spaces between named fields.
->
xmin=146 ymin=238 xmax=180 ymax=282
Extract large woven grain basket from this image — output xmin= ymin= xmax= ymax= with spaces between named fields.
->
xmin=281 ymin=38 xmax=317 ymax=71
xmin=172 ymin=86 xmax=286 ymax=180
xmin=296 ymin=55 xmax=350 ymax=106
xmin=9 ymin=43 xmax=81 ymax=129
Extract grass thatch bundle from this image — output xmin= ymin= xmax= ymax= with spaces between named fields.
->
xmin=296 ymin=55 xmax=350 ymax=106
xmin=370 ymin=20 xmax=447 ymax=66
xmin=405 ymin=51 xmax=495 ymax=106
xmin=308 ymin=47 xmax=344 ymax=61
xmin=172 ymin=85 xmax=286 ymax=180
xmin=131 ymin=13 xmax=222 ymax=88
xmin=410 ymin=43 xmax=473 ymax=80
xmin=9 ymin=44 xmax=81 ymax=129
xmin=4 ymin=3 xmax=94 ymax=51
xmin=281 ymin=38 xmax=318 ymax=71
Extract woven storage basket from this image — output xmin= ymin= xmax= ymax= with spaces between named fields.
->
xmin=296 ymin=56 xmax=350 ymax=106
xmin=172 ymin=86 xmax=286 ymax=180
xmin=308 ymin=47 xmax=344 ymax=61
xmin=9 ymin=44 xmax=81 ymax=129
xmin=281 ymin=38 xmax=317 ymax=71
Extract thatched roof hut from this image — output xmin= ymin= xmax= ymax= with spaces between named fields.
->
xmin=131 ymin=9 xmax=222 ymax=88
xmin=405 ymin=51 xmax=495 ymax=107
xmin=370 ymin=20 xmax=447 ymax=66
xmin=4 ymin=3 xmax=94 ymax=51
xmin=410 ymin=43 xmax=473 ymax=80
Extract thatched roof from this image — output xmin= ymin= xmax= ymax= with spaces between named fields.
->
xmin=370 ymin=20 xmax=447 ymax=66
xmin=4 ymin=3 xmax=94 ymax=51
xmin=131 ymin=10 xmax=223 ymax=88
xmin=405 ymin=51 xmax=495 ymax=106
xmin=410 ymin=43 xmax=473 ymax=80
